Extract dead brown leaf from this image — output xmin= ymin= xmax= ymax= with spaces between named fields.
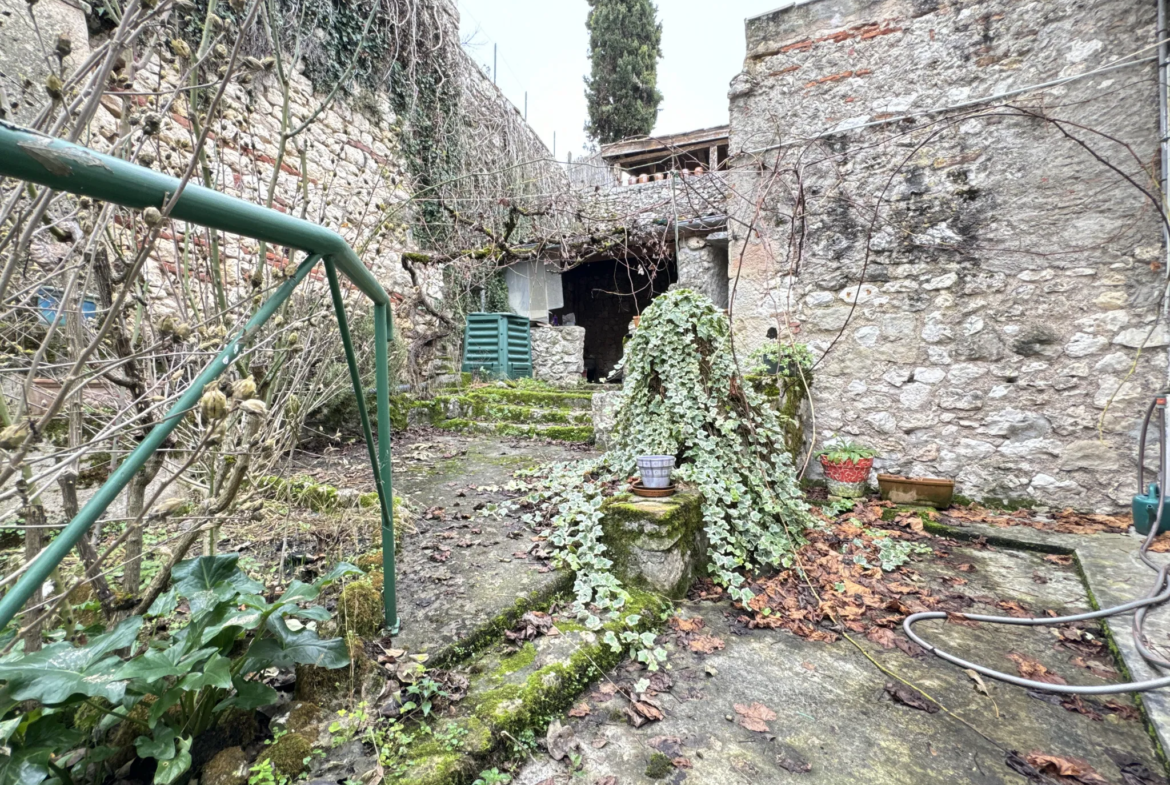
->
xmin=778 ymin=756 xmax=812 ymax=774
xmin=1025 ymin=752 xmax=1109 ymax=784
xmin=866 ymin=627 xmax=897 ymax=650
xmin=1007 ymin=652 xmax=1067 ymax=685
xmin=885 ymin=683 xmax=939 ymax=713
xmin=625 ymin=699 xmax=664 ymax=727
xmin=689 ymin=634 xmax=726 ymax=654
xmin=734 ymin=702 xmax=778 ymax=732
xmin=669 ymin=616 xmax=705 ymax=633
xmin=964 ymin=669 xmax=990 ymax=696
xmin=505 ymin=611 xmax=554 ymax=642
xmin=996 ymin=600 xmax=1030 ymax=618
xmin=648 ymin=736 xmax=684 ymax=760
xmin=1104 ymin=699 xmax=1141 ymax=722
xmin=567 ymin=702 xmax=591 ymax=718
xmin=946 ymin=612 xmax=980 ymax=628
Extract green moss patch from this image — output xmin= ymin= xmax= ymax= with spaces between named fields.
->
xmin=454 ymin=387 xmax=594 ymax=410
xmin=258 ymin=732 xmax=313 ymax=777
xmin=338 ymin=579 xmax=385 ymax=638
xmin=387 ymin=591 xmax=667 ymax=784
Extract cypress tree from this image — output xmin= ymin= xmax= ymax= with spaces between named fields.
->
xmin=584 ymin=0 xmax=663 ymax=145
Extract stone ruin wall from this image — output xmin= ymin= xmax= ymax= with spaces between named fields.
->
xmin=728 ymin=0 xmax=1165 ymax=511
xmin=531 ymin=325 xmax=586 ymax=385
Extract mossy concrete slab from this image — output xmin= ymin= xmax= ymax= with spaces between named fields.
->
xmin=389 ymin=434 xmax=594 ymax=663
xmin=433 ymin=419 xmax=594 ymax=444
xmin=389 ymin=593 xmax=667 ymax=784
xmin=934 ymin=516 xmax=1170 ymax=771
xmin=515 ymin=543 xmax=1164 ymax=784
xmin=446 ymin=387 xmax=596 ymax=410
xmin=431 ymin=395 xmax=594 ymax=425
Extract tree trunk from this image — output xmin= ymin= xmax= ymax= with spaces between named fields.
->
xmin=21 ymin=501 xmax=45 ymax=653
xmin=121 ymin=451 xmax=163 ymax=595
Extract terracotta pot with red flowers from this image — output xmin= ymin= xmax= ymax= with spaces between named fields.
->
xmin=817 ymin=440 xmax=877 ymax=499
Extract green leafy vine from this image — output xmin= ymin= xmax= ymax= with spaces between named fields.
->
xmin=510 ymin=290 xmax=814 ymax=666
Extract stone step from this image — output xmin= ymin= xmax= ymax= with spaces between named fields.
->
xmin=434 ymin=418 xmax=594 ymax=444
xmin=440 ymin=386 xmax=596 ymax=411
xmin=921 ymin=516 xmax=1170 ymax=770
xmin=380 ymin=489 xmax=703 ymax=783
xmin=430 ymin=395 xmax=594 ymax=425
xmin=388 ymin=592 xmax=667 ymax=784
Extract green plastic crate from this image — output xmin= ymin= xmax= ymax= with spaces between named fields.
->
xmin=461 ymin=313 xmax=532 ymax=380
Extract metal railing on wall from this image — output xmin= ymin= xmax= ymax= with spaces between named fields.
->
xmin=0 ymin=120 xmax=399 ymax=633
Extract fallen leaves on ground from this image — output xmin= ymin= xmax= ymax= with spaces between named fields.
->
xmin=1007 ymin=652 xmax=1067 ymax=685
xmin=505 ymin=611 xmax=555 ymax=642
xmin=625 ymin=699 xmax=664 ymax=727
xmin=648 ymin=736 xmax=685 ymax=758
xmin=778 ymin=755 xmax=812 ymax=774
xmin=669 ymin=615 xmax=705 ymax=633
xmin=688 ymin=634 xmax=726 ymax=654
xmin=734 ymin=702 xmax=778 ymax=732
xmin=866 ymin=627 xmax=897 ymax=649
xmin=964 ymin=669 xmax=990 ymax=696
xmin=945 ymin=505 xmax=1128 ymax=536
xmin=1025 ymin=752 xmax=1109 ymax=784
xmin=729 ymin=500 xmax=973 ymax=646
xmin=545 ymin=720 xmax=581 ymax=762
xmin=884 ymin=683 xmax=939 ymax=713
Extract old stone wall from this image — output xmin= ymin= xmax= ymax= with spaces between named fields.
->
xmin=675 ymin=237 xmax=729 ymax=308
xmin=727 ymin=0 xmax=1165 ymax=511
xmin=0 ymin=0 xmax=560 ymax=382
xmin=581 ymin=172 xmax=729 ymax=229
xmin=531 ymin=325 xmax=586 ymax=385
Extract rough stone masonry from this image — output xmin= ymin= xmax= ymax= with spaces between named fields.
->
xmin=727 ymin=0 xmax=1165 ymax=511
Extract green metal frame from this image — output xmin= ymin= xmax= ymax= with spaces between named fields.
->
xmin=0 ymin=121 xmax=398 ymax=633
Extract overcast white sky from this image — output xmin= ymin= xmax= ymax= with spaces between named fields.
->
xmin=457 ymin=1 xmax=772 ymax=161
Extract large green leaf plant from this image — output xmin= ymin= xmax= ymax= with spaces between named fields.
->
xmin=0 ymin=555 xmax=359 ymax=785
xmin=512 ymin=290 xmax=814 ymax=668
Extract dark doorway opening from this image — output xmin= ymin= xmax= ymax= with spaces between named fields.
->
xmin=551 ymin=257 xmax=676 ymax=382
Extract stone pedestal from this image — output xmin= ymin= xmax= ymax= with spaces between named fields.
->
xmin=600 ymin=491 xmax=707 ymax=599
xmin=591 ymin=390 xmax=623 ymax=450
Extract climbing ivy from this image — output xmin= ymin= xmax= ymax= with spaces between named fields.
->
xmin=512 ymin=290 xmax=814 ymax=667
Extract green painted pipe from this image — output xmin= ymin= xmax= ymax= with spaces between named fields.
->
xmin=0 ymin=121 xmax=388 ymax=307
xmin=374 ymin=303 xmax=399 ymax=632
xmin=324 ymin=259 xmax=397 ymax=632
xmin=0 ymin=255 xmax=320 ymax=630
xmin=0 ymin=121 xmax=399 ymax=633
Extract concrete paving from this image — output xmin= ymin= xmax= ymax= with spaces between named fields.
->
xmin=935 ymin=517 xmax=1170 ymax=772
xmin=388 ymin=433 xmax=591 ymax=660
xmin=514 ymin=536 xmax=1167 ymax=784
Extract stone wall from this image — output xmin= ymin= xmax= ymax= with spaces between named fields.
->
xmin=580 ymin=172 xmax=729 ymax=229
xmin=727 ymin=0 xmax=1165 ymax=511
xmin=675 ymin=237 xmax=729 ymax=308
xmin=531 ymin=325 xmax=585 ymax=385
xmin=0 ymin=0 xmax=560 ymax=380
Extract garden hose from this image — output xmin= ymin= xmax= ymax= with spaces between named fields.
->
xmin=903 ymin=394 xmax=1170 ymax=695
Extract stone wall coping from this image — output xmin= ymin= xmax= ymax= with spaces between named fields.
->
xmin=747 ymin=0 xmax=834 ymax=22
